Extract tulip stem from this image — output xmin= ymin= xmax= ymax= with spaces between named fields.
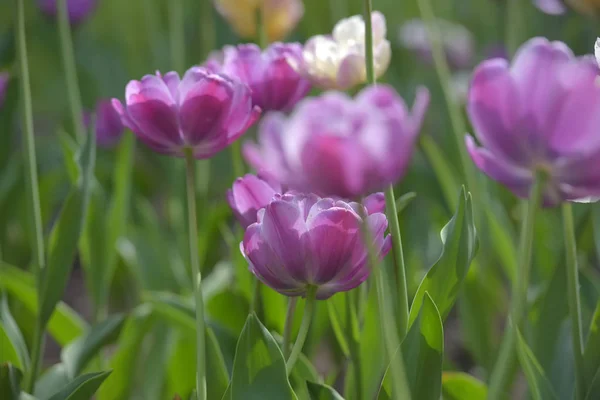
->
xmin=286 ymin=286 xmax=316 ymax=374
xmin=17 ymin=0 xmax=46 ymax=392
xmin=487 ymin=171 xmax=545 ymax=400
xmin=363 ymin=0 xmax=410 ymax=338
xmin=562 ymin=203 xmax=586 ymax=400
xmin=57 ymin=0 xmax=86 ymax=143
xmin=184 ymin=149 xmax=207 ymax=400
xmin=282 ymin=297 xmax=298 ymax=358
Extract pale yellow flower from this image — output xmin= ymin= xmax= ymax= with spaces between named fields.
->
xmin=295 ymin=11 xmax=391 ymax=90
xmin=214 ymin=0 xmax=303 ymax=42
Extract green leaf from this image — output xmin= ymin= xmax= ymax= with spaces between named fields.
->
xmin=395 ymin=192 xmax=417 ymax=214
xmin=0 ymin=363 xmax=22 ymax=400
xmin=61 ymin=314 xmax=126 ymax=378
xmin=143 ymin=292 xmax=195 ymax=331
xmin=359 ymin=283 xmax=385 ymax=400
xmin=0 ymin=296 xmax=29 ymax=370
xmin=34 ymin=364 xmax=69 ymax=399
xmin=46 ymin=371 xmax=111 ymax=400
xmin=408 ymin=187 xmax=478 ymax=327
xmin=97 ymin=305 xmax=154 ymax=400
xmin=378 ymin=293 xmax=443 ymax=400
xmin=38 ymin=123 xmax=96 ymax=328
xmin=441 ymin=372 xmax=487 ymax=400
xmin=229 ymin=313 xmax=296 ymax=400
xmin=206 ymin=291 xmax=250 ymax=336
xmin=326 ymin=294 xmax=350 ymax=357
xmin=206 ymin=326 xmax=230 ymax=400
xmin=306 ymin=381 xmax=344 ymax=400
xmin=585 ymin=301 xmax=600 ymax=399
xmin=515 ymin=328 xmax=559 ymax=400
xmin=0 ymin=263 xmax=87 ymax=346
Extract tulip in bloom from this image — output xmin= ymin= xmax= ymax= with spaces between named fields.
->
xmin=0 ymin=72 xmax=9 ymax=109
xmin=466 ymin=37 xmax=600 ymax=206
xmin=227 ymin=174 xmax=281 ymax=229
xmin=205 ymin=43 xmax=311 ymax=112
xmin=295 ymin=11 xmax=391 ymax=90
xmin=112 ymin=67 xmax=260 ymax=158
xmin=244 ymin=85 xmax=429 ymax=198
xmin=242 ymin=193 xmax=391 ymax=299
xmin=38 ymin=0 xmax=98 ymax=24
xmin=398 ymin=19 xmax=474 ymax=70
xmin=213 ymin=0 xmax=303 ymax=42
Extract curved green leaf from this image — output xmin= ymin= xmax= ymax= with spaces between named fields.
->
xmin=409 ymin=187 xmax=478 ymax=327
xmin=229 ymin=314 xmax=296 ymax=400
xmin=515 ymin=328 xmax=559 ymax=400
xmin=0 ymin=363 xmax=22 ymax=400
xmin=585 ymin=301 xmax=600 ymax=400
xmin=0 ymin=296 xmax=29 ymax=370
xmin=442 ymin=372 xmax=487 ymax=400
xmin=0 ymin=263 xmax=86 ymax=345
xmin=47 ymin=371 xmax=111 ymax=400
xmin=61 ymin=314 xmax=126 ymax=378
xmin=206 ymin=327 xmax=230 ymax=400
xmin=306 ymin=381 xmax=344 ymax=400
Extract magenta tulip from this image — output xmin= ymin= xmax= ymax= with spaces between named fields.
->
xmin=227 ymin=174 xmax=282 ymax=229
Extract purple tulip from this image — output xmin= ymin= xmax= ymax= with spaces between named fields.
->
xmin=227 ymin=174 xmax=282 ymax=229
xmin=0 ymin=72 xmax=9 ymax=109
xmin=205 ymin=43 xmax=311 ymax=112
xmin=466 ymin=37 xmax=600 ymax=206
xmin=242 ymin=192 xmax=391 ymax=299
xmin=38 ymin=0 xmax=98 ymax=24
xmin=112 ymin=68 xmax=261 ymax=159
xmin=533 ymin=0 xmax=567 ymax=14
xmin=243 ymin=85 xmax=430 ymax=198
xmin=85 ymin=99 xmax=125 ymax=148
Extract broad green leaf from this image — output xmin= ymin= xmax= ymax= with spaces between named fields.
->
xmin=515 ymin=328 xmax=559 ymax=400
xmin=0 ymin=327 xmax=21 ymax=368
xmin=0 ymin=296 xmax=29 ymax=370
xmin=306 ymin=381 xmax=344 ymax=400
xmin=0 ymin=263 xmax=87 ymax=345
xmin=61 ymin=314 xmax=126 ymax=378
xmin=378 ymin=293 xmax=443 ymax=400
xmin=34 ymin=364 xmax=69 ymax=400
xmin=166 ymin=329 xmax=196 ymax=399
xmin=585 ymin=301 xmax=600 ymax=399
xmin=47 ymin=371 xmax=111 ymax=400
xmin=97 ymin=305 xmax=154 ymax=400
xmin=441 ymin=372 xmax=487 ymax=400
xmin=229 ymin=313 xmax=296 ymax=400
xmin=586 ymin=367 xmax=600 ymax=400
xmin=408 ymin=188 xmax=478 ymax=327
xmin=39 ymin=124 xmax=96 ymax=328
xmin=206 ymin=326 xmax=230 ymax=400
xmin=0 ymin=363 xmax=22 ymax=400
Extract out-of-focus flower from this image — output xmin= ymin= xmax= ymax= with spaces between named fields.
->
xmin=533 ymin=0 xmax=567 ymax=14
xmin=0 ymin=72 xmax=9 ymax=109
xmin=465 ymin=37 xmax=600 ymax=206
xmin=242 ymin=192 xmax=391 ymax=299
xmin=38 ymin=0 xmax=98 ymax=24
xmin=213 ymin=0 xmax=303 ymax=42
xmin=398 ymin=18 xmax=474 ymax=70
xmin=112 ymin=67 xmax=261 ymax=159
xmin=595 ymin=38 xmax=600 ymax=67
xmin=205 ymin=43 xmax=311 ymax=112
xmin=293 ymin=11 xmax=391 ymax=90
xmin=84 ymin=99 xmax=125 ymax=148
xmin=227 ymin=174 xmax=281 ymax=228
xmin=243 ymin=85 xmax=429 ymax=198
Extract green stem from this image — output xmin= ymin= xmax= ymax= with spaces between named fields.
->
xmin=363 ymin=0 xmax=410 ymax=339
xmin=346 ymin=292 xmax=363 ymax=400
xmin=17 ymin=0 xmax=46 ymax=392
xmin=286 ymin=286 xmax=316 ymax=373
xmin=562 ymin=203 xmax=586 ymax=400
xmin=416 ymin=0 xmax=480 ymax=203
xmin=169 ymin=0 xmax=186 ymax=73
xmin=57 ymin=0 xmax=86 ymax=143
xmin=282 ymin=297 xmax=298 ymax=358
xmin=487 ymin=172 xmax=545 ymax=400
xmin=184 ymin=149 xmax=206 ymax=400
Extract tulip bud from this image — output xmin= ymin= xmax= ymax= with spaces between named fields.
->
xmin=294 ymin=11 xmax=391 ymax=90
xmin=38 ymin=0 xmax=98 ymax=25
xmin=213 ymin=0 xmax=303 ymax=42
